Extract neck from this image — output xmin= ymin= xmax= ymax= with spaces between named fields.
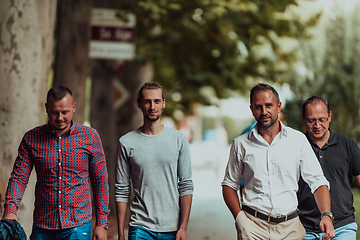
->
xmin=140 ymin=120 xmax=163 ymax=135
xmin=258 ymin=120 xmax=281 ymax=145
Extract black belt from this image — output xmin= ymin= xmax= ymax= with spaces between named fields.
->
xmin=242 ymin=205 xmax=298 ymax=223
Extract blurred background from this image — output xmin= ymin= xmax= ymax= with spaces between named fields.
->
xmin=2 ymin=0 xmax=360 ymax=239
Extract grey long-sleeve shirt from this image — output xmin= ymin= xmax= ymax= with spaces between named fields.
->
xmin=115 ymin=126 xmax=194 ymax=232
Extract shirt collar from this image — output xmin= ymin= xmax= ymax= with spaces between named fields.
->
xmin=248 ymin=120 xmax=287 ymax=140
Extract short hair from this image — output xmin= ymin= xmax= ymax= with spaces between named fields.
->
xmin=302 ymin=96 xmax=330 ymax=118
xmin=137 ymin=82 xmax=165 ymax=103
xmin=47 ymin=85 xmax=72 ymax=103
xmin=250 ymin=83 xmax=280 ymax=105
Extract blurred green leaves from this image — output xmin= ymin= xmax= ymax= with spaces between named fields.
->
xmin=283 ymin=3 xmax=360 ymax=142
xmin=116 ymin=0 xmax=319 ymax=118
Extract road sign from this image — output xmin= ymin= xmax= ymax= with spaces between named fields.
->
xmin=90 ymin=8 xmax=136 ymax=60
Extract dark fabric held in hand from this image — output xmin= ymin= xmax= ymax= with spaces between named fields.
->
xmin=0 ymin=219 xmax=27 ymax=240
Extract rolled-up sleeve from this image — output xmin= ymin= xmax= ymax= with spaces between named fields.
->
xmin=178 ymin=135 xmax=194 ymax=197
xmin=221 ymin=140 xmax=243 ymax=191
xmin=115 ymin=140 xmax=132 ymax=202
xmin=300 ymin=136 xmax=329 ymax=193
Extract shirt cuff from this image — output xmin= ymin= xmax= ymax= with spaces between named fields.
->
xmin=96 ymin=215 xmax=108 ymax=226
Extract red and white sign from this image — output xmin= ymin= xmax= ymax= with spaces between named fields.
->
xmin=90 ymin=9 xmax=136 ymax=60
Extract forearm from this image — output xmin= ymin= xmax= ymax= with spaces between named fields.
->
xmin=313 ymin=185 xmax=331 ymax=214
xmin=92 ymin=180 xmax=110 ymax=225
xmin=179 ymin=195 xmax=193 ymax=230
xmin=116 ymin=202 xmax=128 ymax=239
xmin=313 ymin=185 xmax=335 ymax=239
xmin=222 ymin=185 xmax=241 ymax=219
xmin=90 ymin=156 xmax=110 ymax=225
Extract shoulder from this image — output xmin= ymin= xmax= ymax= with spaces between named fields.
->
xmin=23 ymin=124 xmax=48 ymax=137
xmin=119 ymin=129 xmax=140 ymax=143
xmin=331 ymin=130 xmax=359 ymax=148
xmin=163 ymin=126 xmax=188 ymax=141
xmin=73 ymin=122 xmax=98 ymax=135
xmin=233 ymin=131 xmax=249 ymax=143
xmin=283 ymin=125 xmax=306 ymax=138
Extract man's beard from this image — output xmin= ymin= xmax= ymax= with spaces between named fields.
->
xmin=145 ymin=114 xmax=160 ymax=122
xmin=257 ymin=114 xmax=278 ymax=129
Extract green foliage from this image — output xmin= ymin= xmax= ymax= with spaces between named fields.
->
xmin=116 ymin=0 xmax=319 ymax=117
xmin=283 ymin=4 xmax=360 ymax=142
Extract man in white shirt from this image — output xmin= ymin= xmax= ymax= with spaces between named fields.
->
xmin=221 ymin=83 xmax=335 ymax=240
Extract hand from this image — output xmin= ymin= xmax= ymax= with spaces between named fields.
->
xmin=2 ymin=213 xmax=17 ymax=221
xmin=176 ymin=227 xmax=187 ymax=240
xmin=93 ymin=226 xmax=107 ymax=240
xmin=319 ymin=216 xmax=335 ymax=239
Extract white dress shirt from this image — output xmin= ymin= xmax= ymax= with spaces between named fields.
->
xmin=222 ymin=121 xmax=329 ymax=215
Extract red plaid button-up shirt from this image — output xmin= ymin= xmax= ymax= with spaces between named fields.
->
xmin=4 ymin=122 xmax=110 ymax=229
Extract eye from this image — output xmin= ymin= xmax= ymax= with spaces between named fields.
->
xmin=318 ymin=118 xmax=327 ymax=124
xmin=306 ymin=119 xmax=316 ymax=124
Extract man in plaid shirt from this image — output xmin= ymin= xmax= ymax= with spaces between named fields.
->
xmin=2 ymin=86 xmax=110 ymax=240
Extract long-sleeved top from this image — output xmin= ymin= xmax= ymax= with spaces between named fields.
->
xmin=115 ymin=126 xmax=194 ymax=232
xmin=222 ymin=121 xmax=329 ymax=215
xmin=4 ymin=122 xmax=110 ymax=230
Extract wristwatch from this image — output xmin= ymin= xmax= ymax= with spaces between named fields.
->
xmin=321 ymin=212 xmax=334 ymax=222
xmin=99 ymin=223 xmax=109 ymax=230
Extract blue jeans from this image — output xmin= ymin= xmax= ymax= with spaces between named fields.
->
xmin=128 ymin=226 xmax=177 ymax=240
xmin=304 ymin=222 xmax=357 ymax=240
xmin=30 ymin=221 xmax=92 ymax=240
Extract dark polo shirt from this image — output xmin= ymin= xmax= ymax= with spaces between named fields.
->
xmin=297 ymin=129 xmax=360 ymax=232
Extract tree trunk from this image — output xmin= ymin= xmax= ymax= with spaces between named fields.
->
xmin=0 ymin=0 xmax=56 ymax=235
xmin=53 ymin=0 xmax=94 ymax=124
xmin=90 ymin=60 xmax=152 ymax=215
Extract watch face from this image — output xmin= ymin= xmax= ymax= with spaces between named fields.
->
xmin=102 ymin=224 xmax=109 ymax=230
xmin=322 ymin=212 xmax=333 ymax=221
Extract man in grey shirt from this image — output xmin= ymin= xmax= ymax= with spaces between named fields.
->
xmin=115 ymin=82 xmax=194 ymax=240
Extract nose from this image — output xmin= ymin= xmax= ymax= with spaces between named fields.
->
xmin=314 ymin=120 xmax=321 ymax=127
xmin=261 ymin=106 xmax=267 ymax=115
xmin=149 ymin=101 xmax=155 ymax=109
xmin=57 ymin=113 xmax=64 ymax=121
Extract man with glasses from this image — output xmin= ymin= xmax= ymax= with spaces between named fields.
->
xmin=297 ymin=96 xmax=360 ymax=239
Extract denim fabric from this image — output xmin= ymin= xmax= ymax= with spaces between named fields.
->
xmin=29 ymin=221 xmax=92 ymax=240
xmin=128 ymin=226 xmax=177 ymax=240
xmin=304 ymin=222 xmax=357 ymax=240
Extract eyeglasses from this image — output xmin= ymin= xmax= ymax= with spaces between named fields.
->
xmin=305 ymin=118 xmax=328 ymax=125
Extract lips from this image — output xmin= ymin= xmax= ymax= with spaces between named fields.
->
xmin=260 ymin=116 xmax=271 ymax=121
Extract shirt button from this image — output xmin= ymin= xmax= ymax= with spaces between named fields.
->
xmin=59 ymin=205 xmax=61 ymax=208
xmin=59 ymin=191 xmax=61 ymax=194
xmin=58 ymin=149 xmax=61 ymax=152
xmin=59 ymin=137 xmax=62 ymax=140
xmin=59 ymin=177 xmax=62 ymax=180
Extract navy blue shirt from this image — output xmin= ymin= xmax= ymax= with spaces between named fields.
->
xmin=297 ymin=130 xmax=360 ymax=232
